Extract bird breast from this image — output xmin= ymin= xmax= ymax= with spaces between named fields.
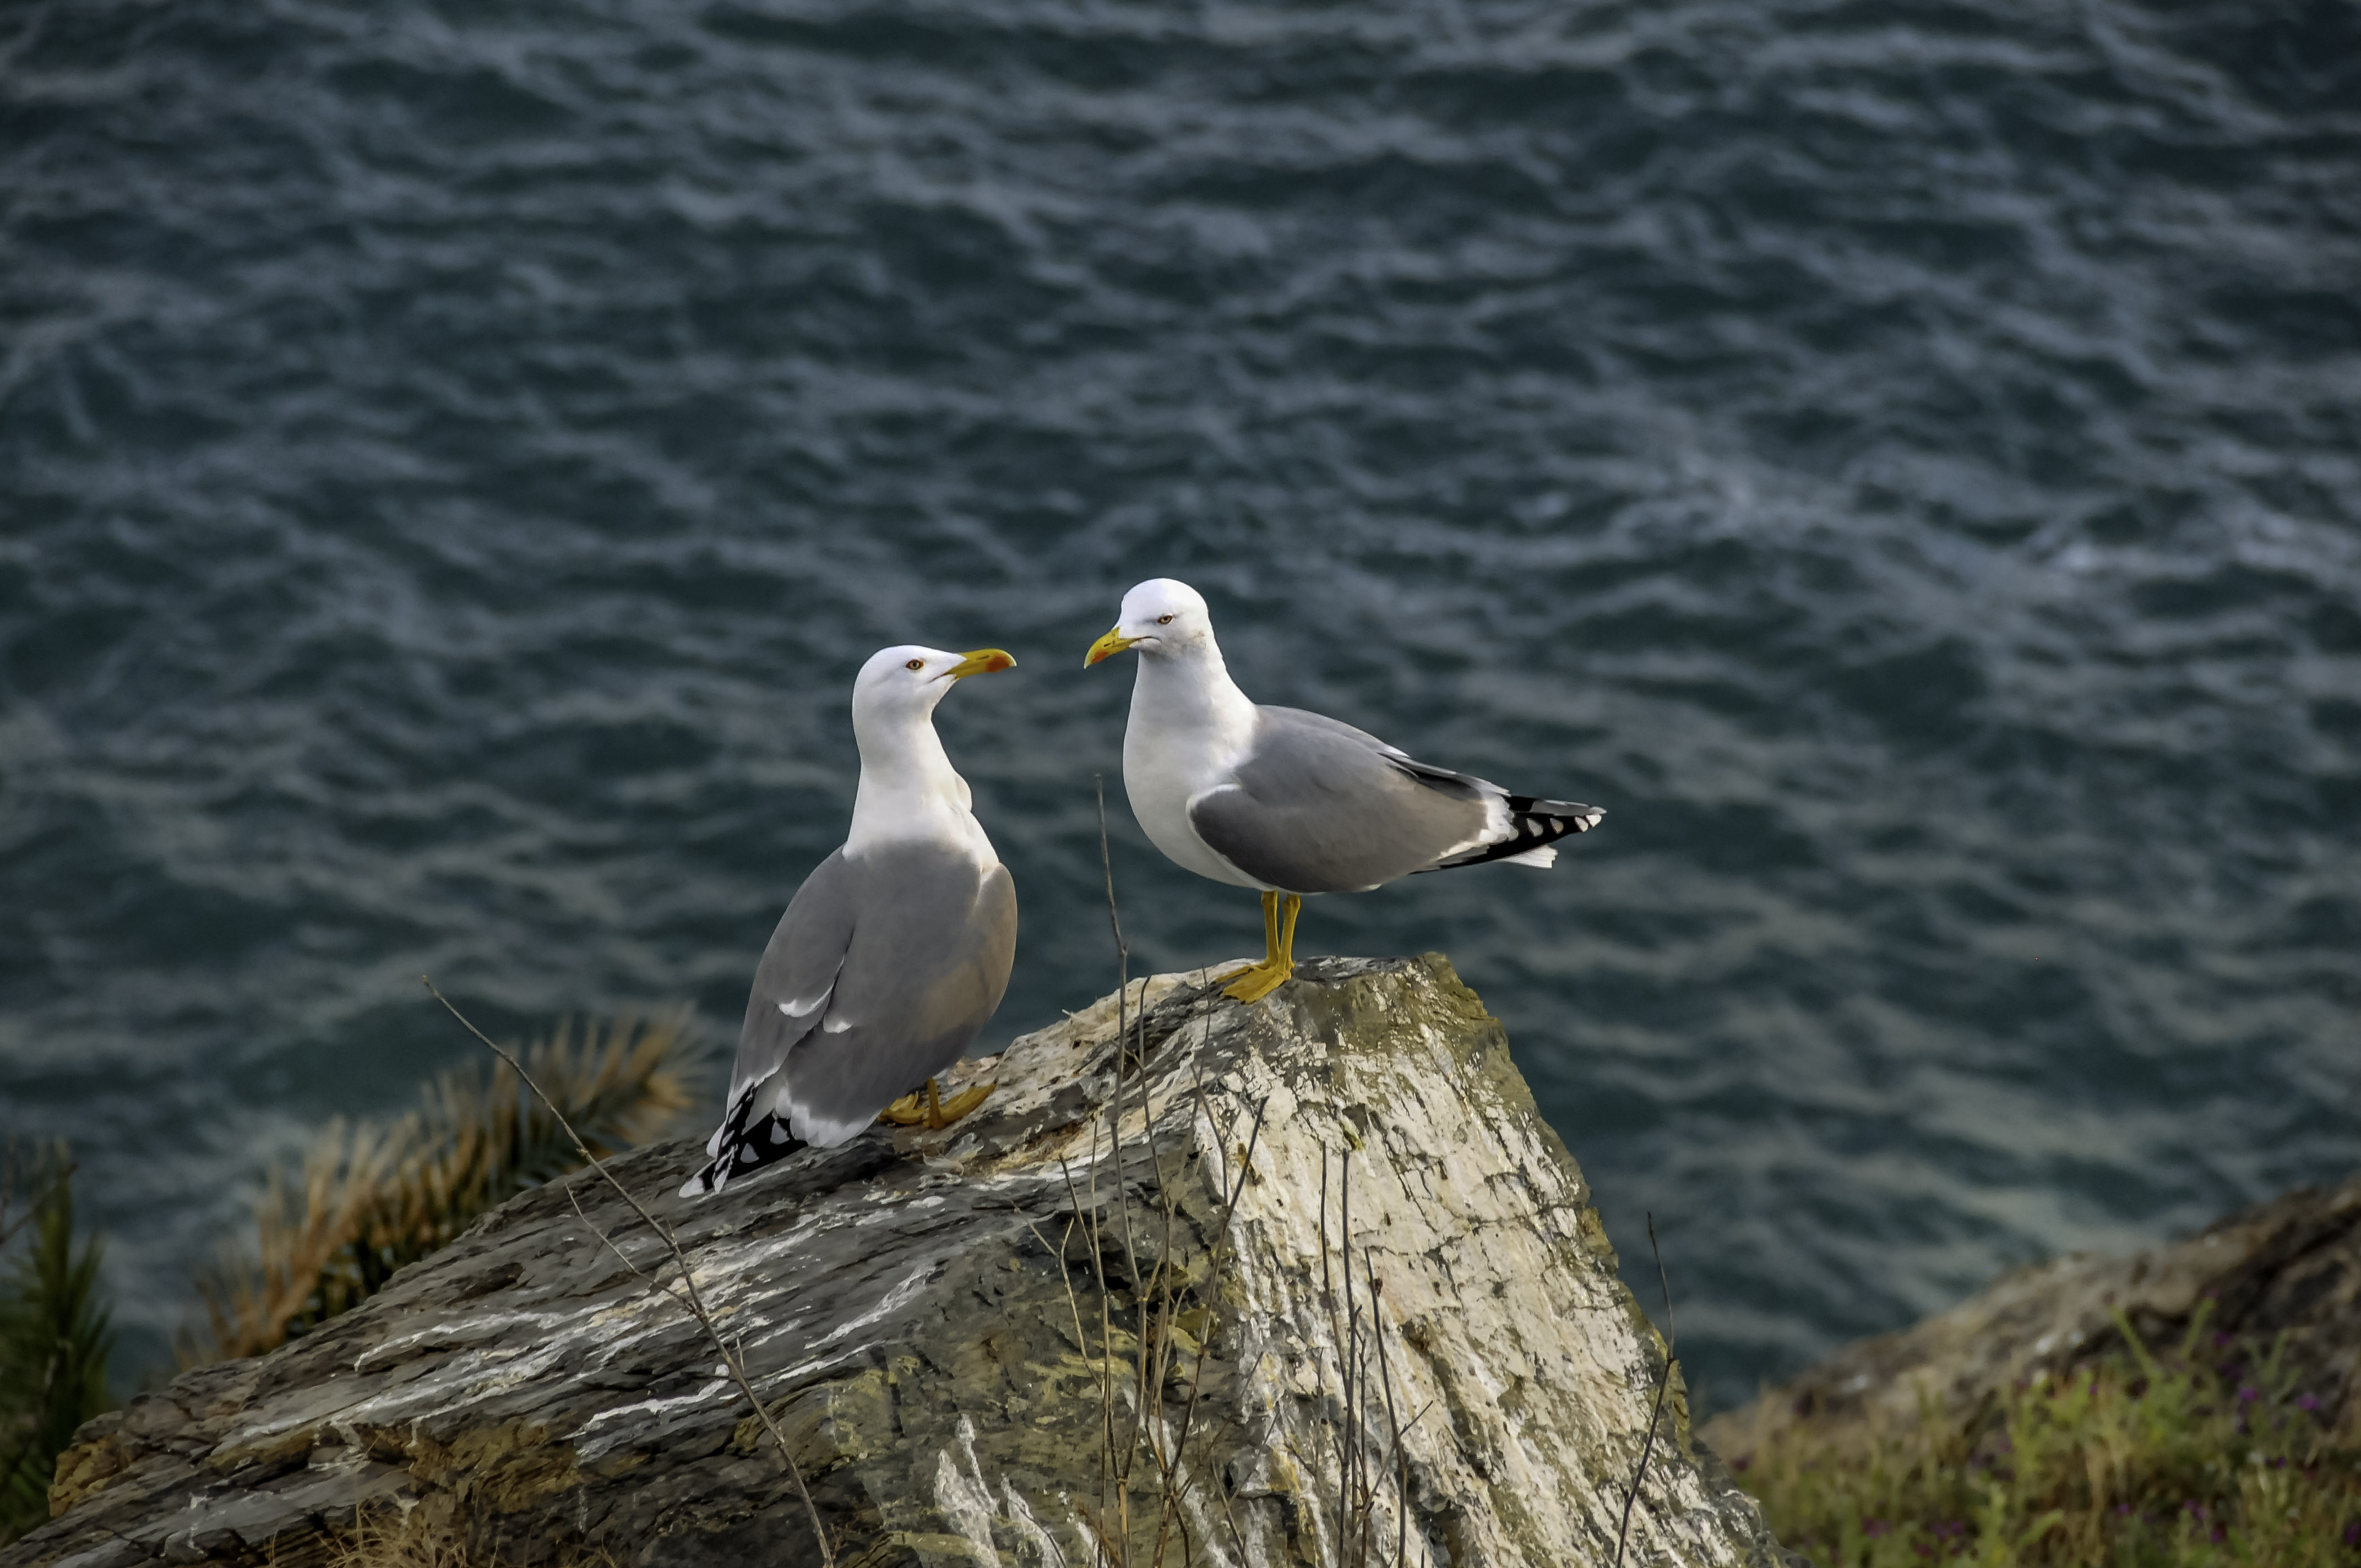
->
xmin=1122 ymin=711 xmax=1267 ymax=890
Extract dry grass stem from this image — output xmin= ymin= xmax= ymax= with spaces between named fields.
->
xmin=1073 ymin=782 xmax=1284 ymax=1566
xmin=1613 ymin=1213 xmax=1676 ymax=1568
xmin=1318 ymin=1144 xmax=1420 ymax=1568
xmin=317 ymin=1510 xmax=618 ymax=1568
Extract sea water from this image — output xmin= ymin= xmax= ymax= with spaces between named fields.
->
xmin=2 ymin=0 xmax=2355 ymax=1406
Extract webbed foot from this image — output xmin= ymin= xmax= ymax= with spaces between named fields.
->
xmin=1221 ymin=959 xmax=1294 ymax=1003
xmin=879 ymin=1076 xmax=997 ymax=1129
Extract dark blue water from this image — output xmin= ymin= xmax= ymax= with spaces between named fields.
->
xmin=4 ymin=0 xmax=2357 ymax=1409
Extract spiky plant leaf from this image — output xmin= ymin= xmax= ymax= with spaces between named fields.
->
xmin=365 ymin=1012 xmax=698 ymax=1277
xmin=0 ymin=1147 xmax=114 ymax=1546
xmin=186 ymin=1117 xmax=408 ymax=1369
xmin=189 ymin=1011 xmax=697 ymax=1366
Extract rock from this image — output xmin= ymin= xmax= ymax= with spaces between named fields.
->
xmin=1701 ymin=1170 xmax=2361 ymax=1464
xmin=15 ymin=956 xmax=1794 ymax=1568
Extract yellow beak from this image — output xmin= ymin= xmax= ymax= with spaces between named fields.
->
xmin=946 ymin=648 xmax=1016 ymax=678
xmin=1085 ymin=627 xmax=1140 ymax=667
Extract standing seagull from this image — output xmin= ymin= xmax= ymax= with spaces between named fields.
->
xmin=682 ymin=644 xmax=1019 ymax=1197
xmin=1085 ymin=579 xmax=1602 ymax=1003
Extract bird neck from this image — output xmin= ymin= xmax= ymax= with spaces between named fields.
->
xmin=1132 ymin=634 xmax=1259 ymax=754
xmin=846 ymin=708 xmax=989 ymax=858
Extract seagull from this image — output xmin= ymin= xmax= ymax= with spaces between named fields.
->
xmin=682 ymin=644 xmax=1019 ymax=1197
xmin=1085 ymin=579 xmax=1602 ymax=1003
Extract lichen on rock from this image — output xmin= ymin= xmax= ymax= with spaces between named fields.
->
xmin=13 ymin=956 xmax=1793 ymax=1568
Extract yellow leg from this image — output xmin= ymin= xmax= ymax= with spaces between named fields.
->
xmin=1222 ymin=890 xmax=1299 ymax=1003
xmin=929 ymin=1079 xmax=995 ymax=1126
xmin=1218 ymin=892 xmax=1280 ymax=987
xmin=879 ymin=1076 xmax=997 ymax=1129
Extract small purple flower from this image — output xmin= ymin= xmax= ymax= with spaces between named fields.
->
xmin=1863 ymin=1519 xmax=1888 ymax=1538
xmin=2295 ymin=1393 xmax=2321 ymax=1412
xmin=2238 ymin=1383 xmax=2261 ymax=1404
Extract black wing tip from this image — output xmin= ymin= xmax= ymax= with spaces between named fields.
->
xmin=1429 ymin=798 xmax=1604 ymax=871
xmin=1507 ymin=795 xmax=1604 ymax=831
xmin=683 ymin=1089 xmax=806 ymax=1197
xmin=684 ymin=1114 xmax=808 ymax=1196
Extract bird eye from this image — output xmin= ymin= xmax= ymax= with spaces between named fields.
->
xmin=1157 ymin=613 xmax=1175 ymax=624
xmin=905 ymin=658 xmax=924 ymax=671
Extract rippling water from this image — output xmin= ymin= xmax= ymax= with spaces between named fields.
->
xmin=4 ymin=0 xmax=2357 ymax=1407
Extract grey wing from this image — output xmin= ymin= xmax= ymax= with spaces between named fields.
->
xmin=1187 ymin=707 xmax=1496 ymax=894
xmin=1252 ymin=705 xmax=1409 ymax=756
xmin=1239 ymin=706 xmax=1607 ymax=876
xmin=716 ymin=848 xmax=861 ymax=1155
xmin=768 ymin=842 xmax=1018 ymax=1147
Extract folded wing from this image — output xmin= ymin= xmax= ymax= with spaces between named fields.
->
xmin=1187 ymin=705 xmax=1600 ymax=895
xmin=682 ymin=842 xmax=1018 ymax=1195
xmin=774 ymin=842 xmax=1017 ymax=1148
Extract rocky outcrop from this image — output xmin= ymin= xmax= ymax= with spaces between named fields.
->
xmin=14 ymin=956 xmax=1792 ymax=1568
xmin=1702 ymin=1170 xmax=2361 ymax=1464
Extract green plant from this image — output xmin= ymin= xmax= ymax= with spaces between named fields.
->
xmin=189 ymin=1011 xmax=697 ymax=1365
xmin=1734 ymin=1308 xmax=2361 ymax=1566
xmin=0 ymin=1144 xmax=115 ymax=1546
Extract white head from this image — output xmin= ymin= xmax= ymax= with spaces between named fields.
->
xmin=851 ymin=643 xmax=1015 ymax=729
xmin=845 ymin=644 xmax=1015 ymax=851
xmin=1084 ymin=579 xmax=1217 ymax=667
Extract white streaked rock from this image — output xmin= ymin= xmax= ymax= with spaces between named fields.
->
xmin=21 ymin=957 xmax=1794 ymax=1568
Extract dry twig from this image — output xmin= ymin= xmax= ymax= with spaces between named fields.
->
xmin=1613 ymin=1212 xmax=1676 ymax=1568
xmin=1314 ymin=1137 xmax=1432 ymax=1567
xmin=421 ymin=978 xmax=834 ymax=1568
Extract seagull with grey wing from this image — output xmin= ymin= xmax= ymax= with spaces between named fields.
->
xmin=1085 ymin=579 xmax=1602 ymax=1003
xmin=683 ymin=643 xmax=1019 ymax=1197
